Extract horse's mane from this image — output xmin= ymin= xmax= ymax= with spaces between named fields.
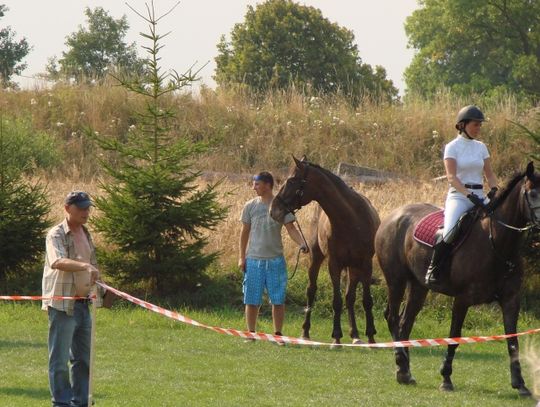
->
xmin=489 ymin=170 xmax=525 ymax=212
xmin=303 ymin=161 xmax=357 ymax=195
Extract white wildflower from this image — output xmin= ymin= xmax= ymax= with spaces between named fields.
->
xmin=30 ymin=98 xmax=37 ymax=105
xmin=56 ymin=122 xmax=64 ymax=127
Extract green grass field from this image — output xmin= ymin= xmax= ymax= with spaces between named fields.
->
xmin=1 ymin=301 xmax=539 ymax=407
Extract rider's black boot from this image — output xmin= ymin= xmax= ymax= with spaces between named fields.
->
xmin=425 ymin=241 xmax=453 ymax=285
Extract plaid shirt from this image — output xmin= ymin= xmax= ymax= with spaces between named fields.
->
xmin=42 ymin=219 xmax=103 ymax=315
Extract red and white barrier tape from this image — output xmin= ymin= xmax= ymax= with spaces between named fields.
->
xmin=0 ymin=295 xmax=89 ymax=301
xmin=95 ymin=282 xmax=540 ymax=348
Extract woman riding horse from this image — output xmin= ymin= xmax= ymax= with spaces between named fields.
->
xmin=426 ymin=105 xmax=499 ymax=285
xmin=376 ymin=157 xmax=539 ymax=395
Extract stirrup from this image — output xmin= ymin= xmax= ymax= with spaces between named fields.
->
xmin=425 ymin=270 xmax=440 ymax=286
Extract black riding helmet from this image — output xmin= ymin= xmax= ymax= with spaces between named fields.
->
xmin=455 ymin=105 xmax=485 ymax=131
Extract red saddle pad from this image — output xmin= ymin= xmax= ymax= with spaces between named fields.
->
xmin=413 ymin=210 xmax=444 ymax=247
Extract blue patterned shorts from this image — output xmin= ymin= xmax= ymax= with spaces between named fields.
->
xmin=243 ymin=256 xmax=287 ymax=305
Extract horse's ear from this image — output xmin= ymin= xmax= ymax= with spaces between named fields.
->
xmin=292 ymin=155 xmax=303 ymax=168
xmin=300 ymin=155 xmax=308 ymax=162
xmin=526 ymin=161 xmax=535 ymax=179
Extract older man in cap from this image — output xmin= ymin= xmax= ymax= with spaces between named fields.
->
xmin=43 ymin=191 xmax=105 ymax=407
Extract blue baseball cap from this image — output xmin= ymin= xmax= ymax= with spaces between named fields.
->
xmin=65 ymin=191 xmax=93 ymax=208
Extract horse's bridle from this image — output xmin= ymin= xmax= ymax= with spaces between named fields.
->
xmin=487 ymin=184 xmax=540 ymax=273
xmin=490 ymin=186 xmax=540 ymax=233
xmin=275 ymin=163 xmax=310 ymax=215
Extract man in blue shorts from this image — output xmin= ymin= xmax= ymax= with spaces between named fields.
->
xmin=238 ymin=171 xmax=307 ymax=340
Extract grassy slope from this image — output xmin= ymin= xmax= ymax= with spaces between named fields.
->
xmin=1 ymin=303 xmax=539 ymax=406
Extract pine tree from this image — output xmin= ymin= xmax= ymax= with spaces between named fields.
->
xmin=0 ymin=116 xmax=50 ymax=287
xmin=91 ymin=3 xmax=227 ymax=296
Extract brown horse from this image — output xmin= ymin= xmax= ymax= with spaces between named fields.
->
xmin=270 ymin=157 xmax=380 ymax=344
xmin=375 ymin=162 xmax=540 ymax=396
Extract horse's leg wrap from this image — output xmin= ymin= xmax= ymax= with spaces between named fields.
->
xmin=440 ymin=345 xmax=457 ymax=391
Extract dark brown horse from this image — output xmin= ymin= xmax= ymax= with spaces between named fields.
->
xmin=270 ymin=157 xmax=380 ymax=344
xmin=375 ymin=162 xmax=540 ymax=395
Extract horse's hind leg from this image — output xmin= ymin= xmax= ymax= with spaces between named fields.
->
xmin=383 ymin=270 xmax=409 ymax=382
xmin=352 ymin=260 xmax=377 ymax=343
xmin=395 ymin=278 xmax=428 ymax=385
xmin=329 ymin=259 xmax=344 ymax=344
xmin=301 ymin=243 xmax=324 ymax=340
xmin=385 ymin=274 xmax=407 ymax=342
xmin=439 ymin=298 xmax=469 ymax=391
xmin=345 ymin=267 xmax=361 ymax=342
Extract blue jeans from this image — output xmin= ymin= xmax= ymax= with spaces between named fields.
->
xmin=48 ymin=302 xmax=91 ymax=407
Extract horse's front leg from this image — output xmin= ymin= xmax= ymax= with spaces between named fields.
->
xmin=329 ymin=259 xmax=343 ymax=346
xmin=501 ymin=293 xmax=531 ymax=397
xmin=301 ymin=248 xmax=324 ymax=340
xmin=440 ymin=299 xmax=469 ymax=391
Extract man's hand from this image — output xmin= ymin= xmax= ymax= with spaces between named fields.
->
xmin=238 ymin=258 xmax=246 ymax=272
xmin=85 ymin=264 xmax=100 ymax=285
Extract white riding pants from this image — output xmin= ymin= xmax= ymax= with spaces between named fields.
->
xmin=442 ymin=189 xmax=485 ymax=241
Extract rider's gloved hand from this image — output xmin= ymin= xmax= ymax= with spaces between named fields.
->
xmin=487 ymin=187 xmax=498 ymax=200
xmin=467 ymin=193 xmax=486 ymax=208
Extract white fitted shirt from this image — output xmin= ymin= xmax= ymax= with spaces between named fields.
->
xmin=444 ymin=134 xmax=489 ymax=186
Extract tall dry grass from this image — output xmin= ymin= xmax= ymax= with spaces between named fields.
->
xmin=1 ymin=83 xmax=537 ymax=180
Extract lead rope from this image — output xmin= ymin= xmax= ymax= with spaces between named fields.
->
xmin=289 ymin=219 xmax=308 ymax=281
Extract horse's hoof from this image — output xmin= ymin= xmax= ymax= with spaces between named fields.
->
xmin=517 ymin=385 xmax=532 ymax=397
xmin=352 ymin=338 xmax=365 ymax=345
xmin=368 ymin=336 xmax=376 ymax=344
xmin=439 ymin=382 xmax=454 ymax=392
xmin=396 ymin=372 xmax=416 ymax=385
xmin=330 ymin=340 xmax=343 ymax=350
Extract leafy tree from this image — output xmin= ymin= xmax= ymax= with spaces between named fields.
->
xmin=215 ymin=0 xmax=397 ymax=102
xmin=405 ymin=0 xmax=540 ymax=100
xmin=0 ymin=5 xmax=31 ymax=88
xmin=47 ymin=6 xmax=143 ymax=82
xmin=0 ymin=116 xmax=50 ymax=286
xmin=91 ymin=3 xmax=227 ymax=296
